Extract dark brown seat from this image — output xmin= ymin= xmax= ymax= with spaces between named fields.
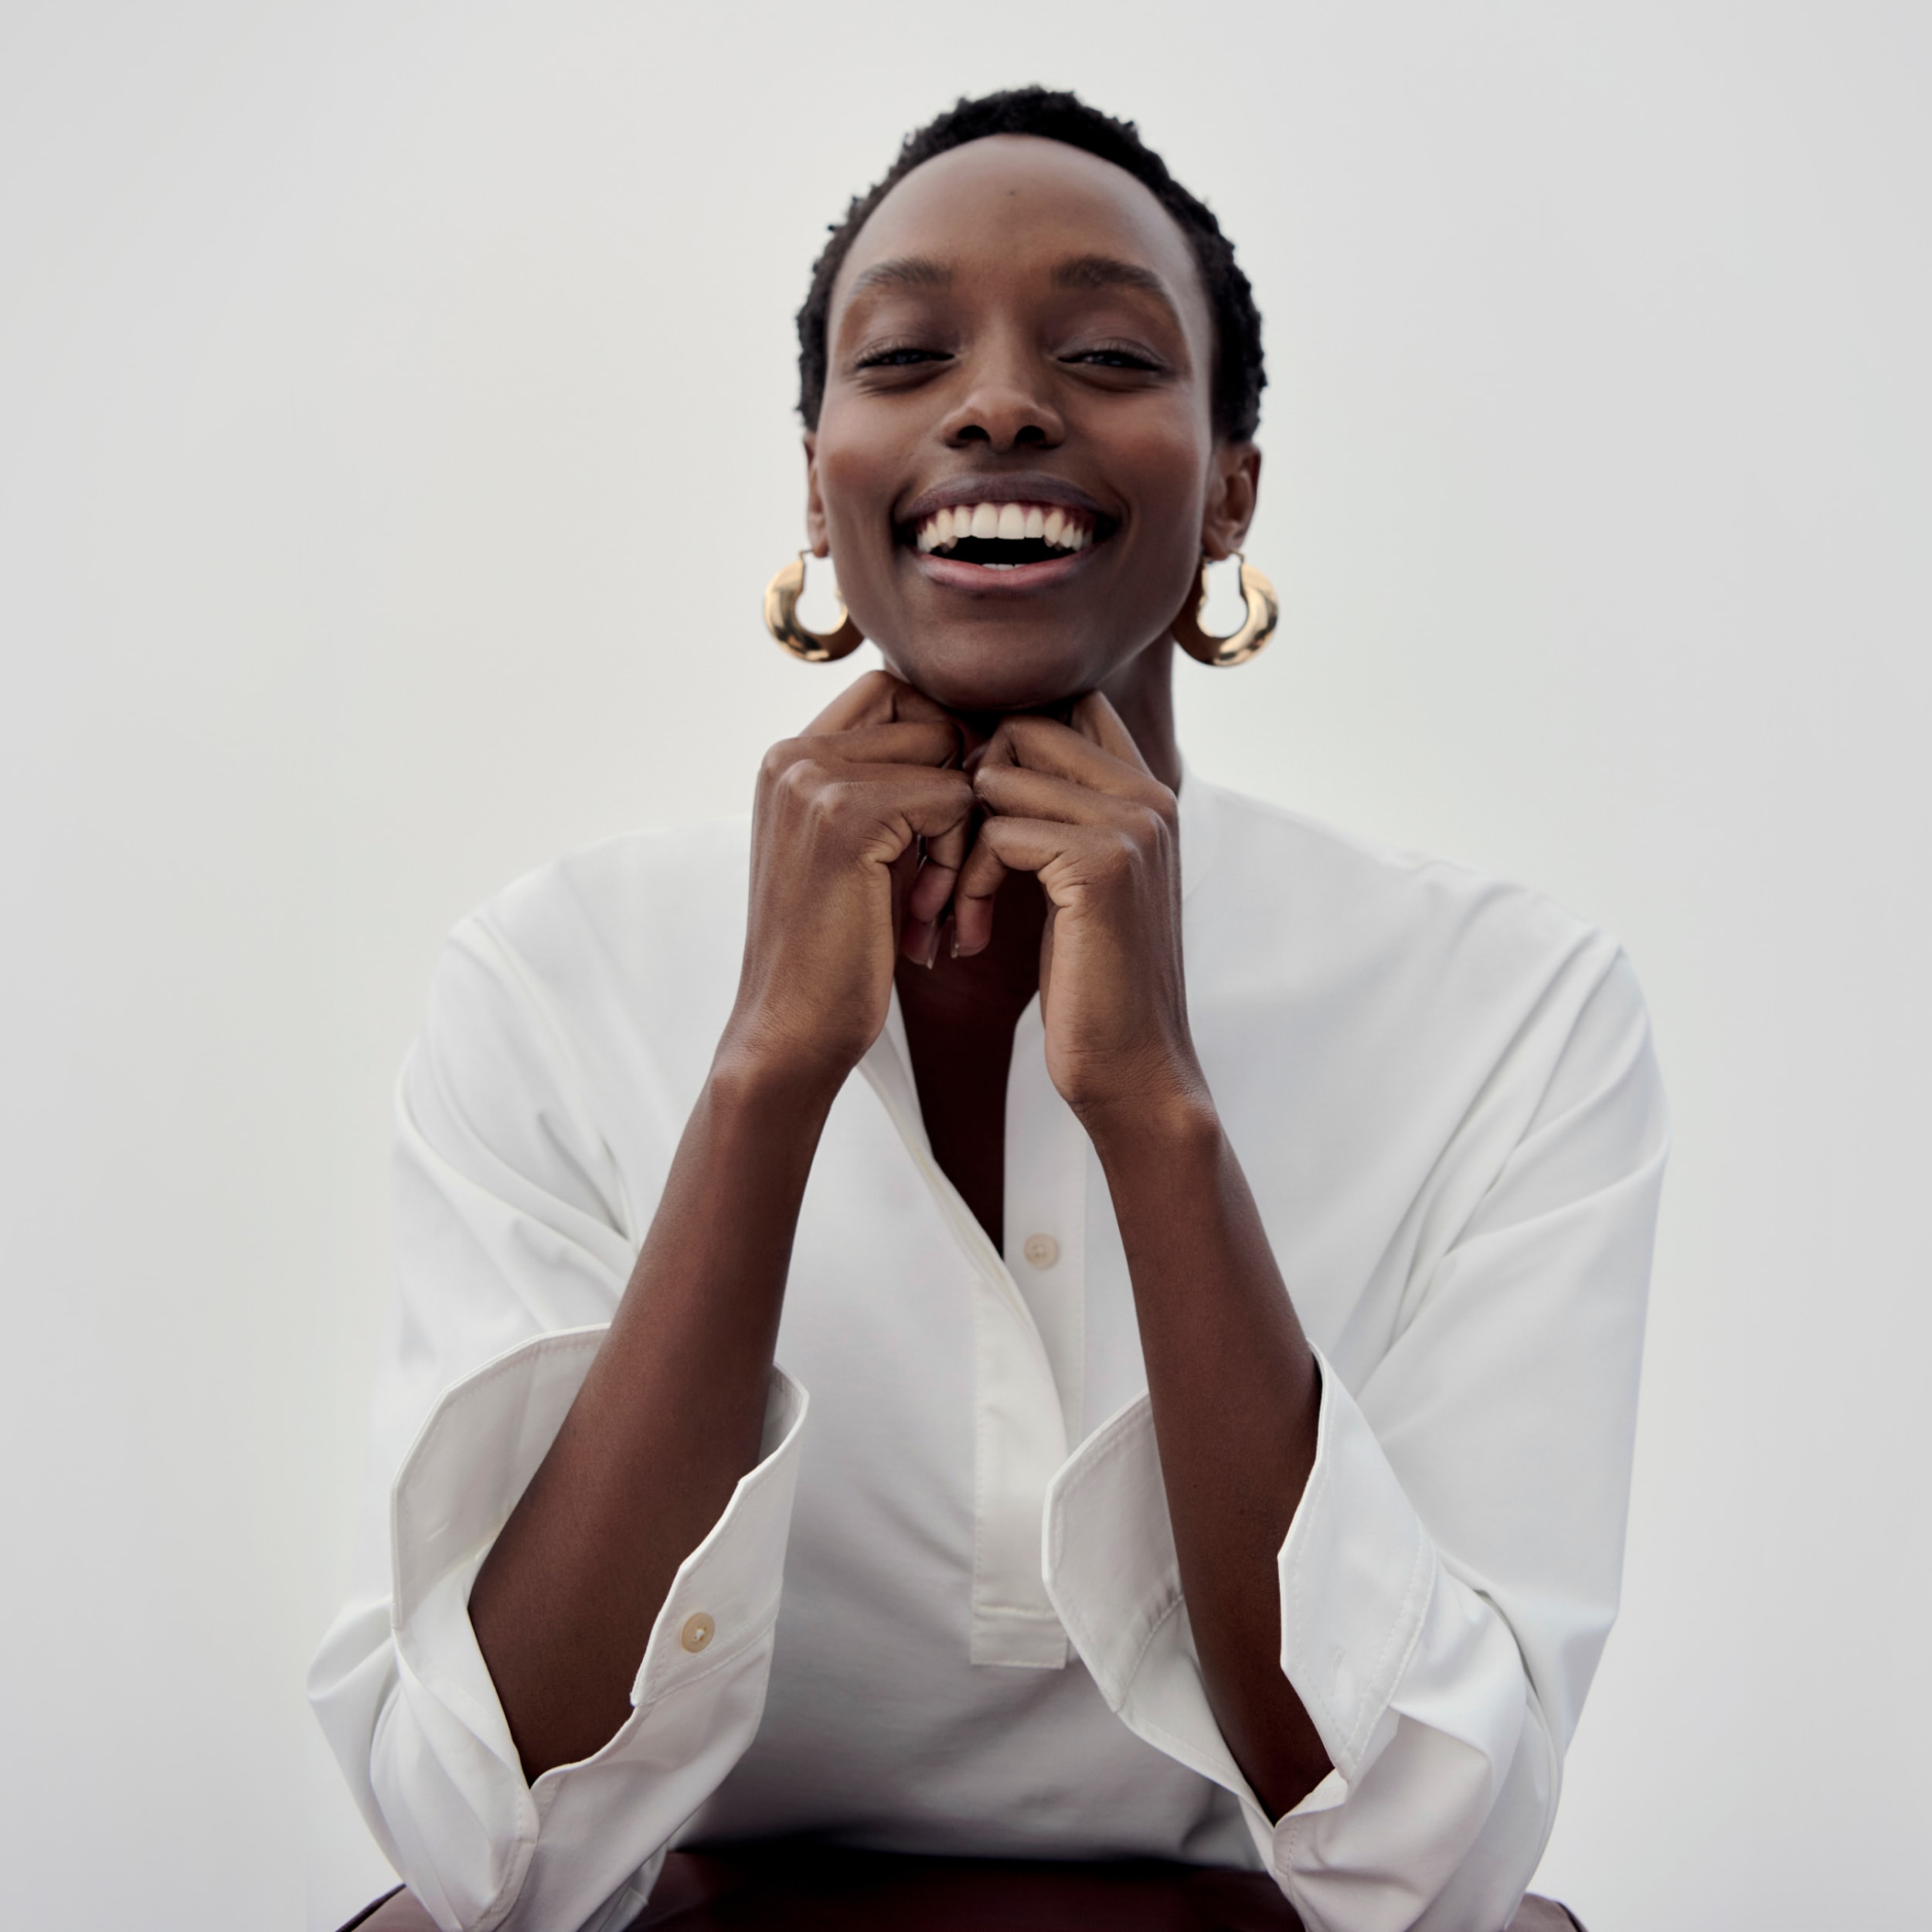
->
xmin=340 ymin=1845 xmax=1583 ymax=1930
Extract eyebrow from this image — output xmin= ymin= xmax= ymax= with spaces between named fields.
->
xmin=1051 ymin=254 xmax=1175 ymax=306
xmin=842 ymin=252 xmax=1181 ymax=317
xmin=843 ymin=256 xmax=954 ymax=299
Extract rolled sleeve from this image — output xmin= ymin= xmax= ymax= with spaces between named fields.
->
xmin=311 ymin=1326 xmax=809 ymax=1932
xmin=1043 ymin=1362 xmax=1553 ymax=1932
xmin=1039 ymin=1359 xmax=1440 ymax=1834
xmin=1046 ymin=944 xmax=1665 ymax=1932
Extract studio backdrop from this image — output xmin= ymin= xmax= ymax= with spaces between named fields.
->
xmin=1 ymin=5 xmax=1925 ymax=1928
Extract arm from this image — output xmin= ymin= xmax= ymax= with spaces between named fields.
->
xmin=470 ymin=672 xmax=973 ymax=1777
xmin=465 ymin=1056 xmax=834 ymax=1777
xmin=308 ymin=672 xmax=975 ymax=1932
xmin=958 ymin=696 xmax=1328 ymax=1816
xmin=1081 ymin=1095 xmax=1332 ymax=1818
xmin=964 ymin=706 xmax=1665 ymax=1927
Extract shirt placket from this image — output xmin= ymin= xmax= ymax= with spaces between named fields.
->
xmin=860 ymin=994 xmax=1075 ymax=1670
xmin=1002 ymin=995 xmax=1087 ymax=1466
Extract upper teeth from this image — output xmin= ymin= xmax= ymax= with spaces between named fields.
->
xmin=914 ymin=502 xmax=1094 ymax=554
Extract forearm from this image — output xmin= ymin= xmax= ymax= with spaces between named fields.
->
xmin=1086 ymin=1088 xmax=1331 ymax=1819
xmin=470 ymin=1046 xmax=840 ymax=1780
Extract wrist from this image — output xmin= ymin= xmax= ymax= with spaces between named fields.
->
xmin=1075 ymin=1064 xmax=1222 ymax=1166
xmin=708 ymin=1021 xmax=854 ymax=1123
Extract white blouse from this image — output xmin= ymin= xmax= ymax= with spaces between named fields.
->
xmin=308 ymin=770 xmax=1667 ymax=1932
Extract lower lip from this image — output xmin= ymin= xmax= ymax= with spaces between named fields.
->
xmin=910 ymin=547 xmax=1097 ymax=594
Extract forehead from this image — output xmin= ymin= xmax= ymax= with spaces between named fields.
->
xmin=829 ymin=134 xmax=1210 ymax=337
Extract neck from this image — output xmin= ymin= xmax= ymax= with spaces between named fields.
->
xmin=912 ymin=632 xmax=1185 ymax=794
xmin=890 ymin=635 xmax=1181 ymax=1247
xmin=1096 ymin=631 xmax=1183 ymax=793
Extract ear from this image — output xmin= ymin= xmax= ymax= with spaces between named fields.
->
xmin=803 ymin=433 xmax=832 ymax=559
xmin=1200 ymin=441 xmax=1261 ymax=561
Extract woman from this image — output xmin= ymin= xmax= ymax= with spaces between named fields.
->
xmin=311 ymin=89 xmax=1664 ymax=1932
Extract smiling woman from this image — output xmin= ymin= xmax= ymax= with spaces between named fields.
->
xmin=308 ymin=89 xmax=1658 ymax=1932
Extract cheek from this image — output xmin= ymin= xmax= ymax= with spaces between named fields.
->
xmin=813 ymin=413 xmax=903 ymax=547
xmin=1120 ymin=423 xmax=1213 ymax=579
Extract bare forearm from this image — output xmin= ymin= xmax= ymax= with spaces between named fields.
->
xmin=1087 ymin=1090 xmax=1330 ymax=1819
xmin=470 ymin=1049 xmax=840 ymax=1780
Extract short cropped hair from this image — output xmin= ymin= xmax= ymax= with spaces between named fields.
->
xmin=796 ymin=87 xmax=1265 ymax=442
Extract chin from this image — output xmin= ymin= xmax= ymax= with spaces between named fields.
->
xmin=874 ymin=622 xmax=1117 ymax=716
xmin=880 ymin=651 xmax=1091 ymax=716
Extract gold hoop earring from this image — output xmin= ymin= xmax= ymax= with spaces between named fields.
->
xmin=1171 ymin=552 xmax=1279 ymax=668
xmin=763 ymin=550 xmax=865 ymax=663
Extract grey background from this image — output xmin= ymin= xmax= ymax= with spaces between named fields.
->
xmin=2 ymin=5 xmax=1925 ymax=1927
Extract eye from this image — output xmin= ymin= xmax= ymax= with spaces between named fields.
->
xmin=854 ymin=342 xmax=952 ymax=370
xmin=1065 ymin=342 xmax=1167 ymax=372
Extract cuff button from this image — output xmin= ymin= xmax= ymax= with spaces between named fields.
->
xmin=680 ymin=1611 xmax=716 ymax=1655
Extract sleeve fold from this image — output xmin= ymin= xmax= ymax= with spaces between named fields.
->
xmin=311 ymin=1322 xmax=809 ymax=1932
xmin=1045 ymin=944 xmax=1666 ymax=1932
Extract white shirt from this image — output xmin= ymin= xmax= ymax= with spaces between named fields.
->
xmin=308 ymin=772 xmax=1666 ymax=1932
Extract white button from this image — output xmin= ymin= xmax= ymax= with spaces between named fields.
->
xmin=680 ymin=1612 xmax=715 ymax=1654
xmin=1022 ymin=1233 xmax=1060 ymax=1270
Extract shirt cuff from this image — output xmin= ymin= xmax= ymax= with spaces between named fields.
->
xmin=1039 ymin=1351 xmax=1427 ymax=1806
xmin=380 ymin=1326 xmax=808 ymax=1931
xmin=1042 ymin=1353 xmax=1542 ymax=1929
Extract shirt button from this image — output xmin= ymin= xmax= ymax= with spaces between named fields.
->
xmin=680 ymin=1612 xmax=716 ymax=1655
xmin=1022 ymin=1233 xmax=1060 ymax=1270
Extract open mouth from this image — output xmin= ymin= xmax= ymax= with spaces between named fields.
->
xmin=907 ymin=501 xmax=1111 ymax=570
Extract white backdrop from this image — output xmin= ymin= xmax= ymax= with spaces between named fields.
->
xmin=2 ymin=5 xmax=1926 ymax=1927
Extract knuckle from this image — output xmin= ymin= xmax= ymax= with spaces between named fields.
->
xmin=808 ymin=775 xmax=856 ymax=822
xmin=759 ymin=738 xmax=802 ymax=783
xmin=774 ymin=756 xmax=823 ymax=808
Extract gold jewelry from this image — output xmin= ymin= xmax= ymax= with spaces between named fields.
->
xmin=1171 ymin=552 xmax=1279 ymax=668
xmin=763 ymin=550 xmax=865 ymax=663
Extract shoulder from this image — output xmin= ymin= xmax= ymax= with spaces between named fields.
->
xmin=1189 ymin=777 xmax=1624 ymax=1001
xmin=1185 ymin=780 xmax=1659 ymax=1133
xmin=449 ymin=816 xmax=750 ymax=998
xmin=417 ymin=817 xmax=750 ymax=1101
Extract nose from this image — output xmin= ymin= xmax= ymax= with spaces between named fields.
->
xmin=938 ymin=341 xmax=1066 ymax=453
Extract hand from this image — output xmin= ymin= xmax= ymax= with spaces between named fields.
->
xmin=723 ymin=672 xmax=974 ymax=1088
xmin=955 ymin=695 xmax=1206 ymax=1125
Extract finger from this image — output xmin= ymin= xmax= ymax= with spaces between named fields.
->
xmin=976 ymin=713 xmax=1168 ymax=807
xmin=802 ymin=668 xmax=957 ymax=737
xmin=950 ymin=822 xmax=1010 ymax=959
xmin=975 ymin=761 xmax=1161 ymax=832
xmin=795 ymin=719 xmax=961 ymax=770
xmin=772 ymin=764 xmax=975 ymax=866
xmin=969 ymin=817 xmax=1142 ymax=923
xmin=906 ymin=809 xmax=971 ymax=923
xmin=801 ymin=668 xmax=903 ymax=736
xmin=855 ymin=767 xmax=977 ymax=850
xmin=901 ymin=790 xmax=977 ymax=963
xmin=1069 ymin=691 xmax=1154 ymax=774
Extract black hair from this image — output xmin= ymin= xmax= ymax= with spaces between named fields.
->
xmin=796 ymin=87 xmax=1265 ymax=442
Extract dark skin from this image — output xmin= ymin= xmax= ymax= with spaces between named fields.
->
xmin=468 ymin=135 xmax=1330 ymax=1820
xmin=894 ymin=866 xmax=1046 ymax=1249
